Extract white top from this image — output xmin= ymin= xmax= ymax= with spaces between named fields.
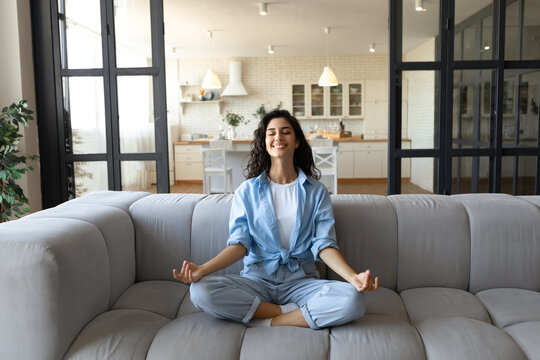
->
xmin=269 ymin=177 xmax=298 ymax=249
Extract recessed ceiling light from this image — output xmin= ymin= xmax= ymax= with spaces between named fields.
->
xmin=259 ymin=3 xmax=268 ymax=16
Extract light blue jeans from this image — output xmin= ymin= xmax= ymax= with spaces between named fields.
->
xmin=189 ymin=261 xmax=365 ymax=329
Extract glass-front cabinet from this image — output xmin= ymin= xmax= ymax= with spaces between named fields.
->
xmin=291 ymin=82 xmax=362 ymax=119
xmin=329 ymin=85 xmax=343 ymax=116
xmin=292 ymin=84 xmax=306 ymax=118
xmin=311 ymin=84 xmax=325 ymax=118
xmin=348 ymin=83 xmax=363 ymax=117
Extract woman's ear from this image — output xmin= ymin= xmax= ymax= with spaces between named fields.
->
xmin=295 ymin=140 xmax=300 ymax=149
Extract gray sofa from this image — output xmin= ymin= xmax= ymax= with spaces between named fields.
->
xmin=1 ymin=191 xmax=540 ymax=359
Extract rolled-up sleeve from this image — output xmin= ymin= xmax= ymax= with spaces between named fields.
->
xmin=310 ymin=188 xmax=339 ymax=261
xmin=227 ymin=188 xmax=252 ymax=251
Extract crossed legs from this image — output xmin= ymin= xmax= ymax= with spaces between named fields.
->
xmin=190 ymin=274 xmax=364 ymax=329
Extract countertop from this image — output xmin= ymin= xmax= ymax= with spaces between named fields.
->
xmin=174 ymin=136 xmax=411 ymax=145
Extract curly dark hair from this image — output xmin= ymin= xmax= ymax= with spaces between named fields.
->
xmin=244 ymin=109 xmax=320 ymax=180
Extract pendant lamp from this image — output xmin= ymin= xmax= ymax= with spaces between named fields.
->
xmin=318 ymin=27 xmax=338 ymax=87
xmin=202 ymin=31 xmax=222 ymax=89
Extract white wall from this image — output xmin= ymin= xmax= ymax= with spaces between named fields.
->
xmin=0 ymin=0 xmax=41 ymax=213
xmin=167 ymin=55 xmax=388 ymax=140
xmin=404 ymin=38 xmax=436 ymax=192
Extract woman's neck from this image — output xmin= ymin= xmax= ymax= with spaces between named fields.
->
xmin=268 ymin=160 xmax=298 ymax=184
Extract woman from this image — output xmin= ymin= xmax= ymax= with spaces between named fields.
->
xmin=173 ymin=109 xmax=379 ymax=329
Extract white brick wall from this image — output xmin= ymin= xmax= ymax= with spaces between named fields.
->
xmin=404 ymin=38 xmax=436 ymax=192
xmin=166 ymin=55 xmax=388 ymax=139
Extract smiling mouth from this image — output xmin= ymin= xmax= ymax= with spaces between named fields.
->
xmin=272 ymin=144 xmax=287 ymax=149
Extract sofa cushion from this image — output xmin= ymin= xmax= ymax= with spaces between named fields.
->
xmin=329 ymin=195 xmax=398 ymax=289
xmin=365 ymin=287 xmax=409 ymax=320
xmin=191 ymin=194 xmax=244 ymax=275
xmin=64 ymin=309 xmax=168 ymax=360
xmin=518 ymin=195 xmax=540 ymax=209
xmin=146 ymin=312 xmax=245 ymax=360
xmin=26 ymin=203 xmax=135 ymax=306
xmin=0 ymin=218 xmax=109 ymax=360
xmin=62 ymin=190 xmax=150 ymax=212
xmin=475 ymin=288 xmax=540 ymax=328
xmin=414 ymin=317 xmax=525 ymax=360
xmin=329 ymin=315 xmax=426 ymax=360
xmin=453 ymin=194 xmax=540 ymax=293
xmin=112 ymin=280 xmax=189 ymax=320
xmin=401 ymin=287 xmax=491 ymax=325
xmin=504 ymin=321 xmax=540 ymax=360
xmin=240 ymin=327 xmax=329 ymax=360
xmin=388 ymin=195 xmax=471 ymax=292
xmin=129 ymin=193 xmax=205 ymax=281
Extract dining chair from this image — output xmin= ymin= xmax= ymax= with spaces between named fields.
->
xmin=201 ymin=148 xmax=233 ymax=194
xmin=311 ymin=146 xmax=338 ymax=195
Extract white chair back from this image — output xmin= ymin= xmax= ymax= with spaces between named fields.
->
xmin=200 ymin=148 xmax=233 ymax=194
xmin=311 ymin=146 xmax=338 ymax=194
xmin=201 ymin=148 xmax=227 ymax=170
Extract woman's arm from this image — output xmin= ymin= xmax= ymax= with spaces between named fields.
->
xmin=319 ymin=247 xmax=379 ymax=292
xmin=173 ymin=244 xmax=246 ymax=284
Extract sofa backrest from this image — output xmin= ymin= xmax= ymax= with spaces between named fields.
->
xmin=129 ymin=192 xmax=540 ymax=294
xmin=453 ymin=194 xmax=540 ymax=293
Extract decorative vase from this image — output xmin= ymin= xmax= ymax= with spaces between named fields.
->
xmin=227 ymin=126 xmax=237 ymax=140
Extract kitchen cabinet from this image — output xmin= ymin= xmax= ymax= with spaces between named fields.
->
xmin=292 ymin=82 xmax=362 ymax=120
xmin=337 ymin=141 xmax=411 ymax=179
xmin=363 ymin=80 xmax=388 ymax=139
xmin=337 ymin=143 xmax=354 ymax=178
xmin=354 ymin=142 xmax=386 ymax=178
xmin=174 ymin=144 xmax=203 ymax=181
xmin=291 ymin=83 xmax=326 ymax=119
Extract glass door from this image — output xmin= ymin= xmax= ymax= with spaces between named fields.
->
xmin=52 ymin=0 xmax=169 ymax=201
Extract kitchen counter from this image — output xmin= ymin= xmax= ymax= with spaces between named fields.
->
xmin=174 ymin=136 xmax=411 ymax=145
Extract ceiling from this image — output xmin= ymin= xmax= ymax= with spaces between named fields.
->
xmin=162 ymin=0 xmax=497 ymax=59
xmin=102 ymin=0 xmax=540 ymax=60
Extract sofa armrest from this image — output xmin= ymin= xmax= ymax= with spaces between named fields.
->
xmin=0 ymin=218 xmax=110 ymax=360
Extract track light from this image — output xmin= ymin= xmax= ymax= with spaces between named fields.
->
xmin=369 ymin=43 xmax=375 ymax=53
xmin=268 ymin=45 xmax=275 ymax=54
xmin=259 ymin=3 xmax=267 ymax=16
xmin=415 ymin=0 xmax=426 ymax=11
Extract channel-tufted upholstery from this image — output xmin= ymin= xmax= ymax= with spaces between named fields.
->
xmin=1 ymin=191 xmax=539 ymax=359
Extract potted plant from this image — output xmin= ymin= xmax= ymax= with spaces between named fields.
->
xmin=0 ymin=100 xmax=38 ymax=222
xmin=222 ymin=111 xmax=249 ymax=139
xmin=252 ymin=101 xmax=284 ymax=121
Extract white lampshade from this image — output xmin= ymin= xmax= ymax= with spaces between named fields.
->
xmin=201 ymin=69 xmax=222 ymax=89
xmin=318 ymin=66 xmax=338 ymax=86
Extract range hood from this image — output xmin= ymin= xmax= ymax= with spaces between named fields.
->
xmin=221 ymin=61 xmax=248 ymax=96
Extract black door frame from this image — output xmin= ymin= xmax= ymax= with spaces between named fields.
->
xmin=31 ymin=0 xmax=169 ymax=208
xmin=388 ymin=0 xmax=540 ymax=195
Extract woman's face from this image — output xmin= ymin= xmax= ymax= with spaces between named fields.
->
xmin=265 ymin=117 xmax=299 ymax=161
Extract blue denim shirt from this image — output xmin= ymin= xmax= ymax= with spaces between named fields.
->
xmin=227 ymin=168 xmax=338 ymax=276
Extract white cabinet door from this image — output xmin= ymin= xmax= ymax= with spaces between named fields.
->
xmin=338 ymin=150 xmax=354 ymax=178
xmin=175 ymin=161 xmax=203 ymax=180
xmin=354 ymin=150 xmax=383 ymax=178
xmin=363 ymin=79 xmax=388 ymax=139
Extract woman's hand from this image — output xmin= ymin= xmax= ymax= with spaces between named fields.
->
xmin=173 ymin=261 xmax=205 ymax=284
xmin=349 ymin=269 xmax=380 ymax=293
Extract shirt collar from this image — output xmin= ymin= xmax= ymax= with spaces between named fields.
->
xmin=257 ymin=168 xmax=313 ymax=186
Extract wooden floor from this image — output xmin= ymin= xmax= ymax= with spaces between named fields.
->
xmin=164 ymin=179 xmax=432 ymax=196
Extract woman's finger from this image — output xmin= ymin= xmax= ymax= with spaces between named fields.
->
xmin=180 ymin=261 xmax=188 ymax=279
